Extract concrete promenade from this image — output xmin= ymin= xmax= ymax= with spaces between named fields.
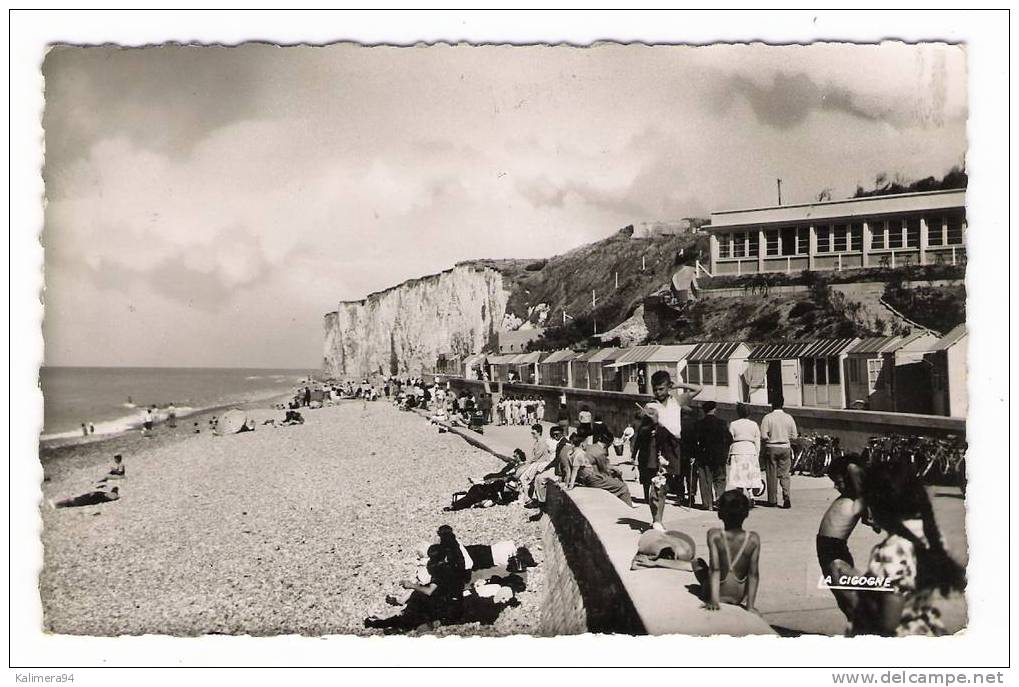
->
xmin=436 ymin=417 xmax=968 ymax=636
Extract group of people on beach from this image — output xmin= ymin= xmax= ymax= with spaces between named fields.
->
xmin=49 ymin=454 xmax=125 ymax=509
xmin=494 ymin=395 xmax=545 ymax=427
xmin=422 ymin=367 xmax=966 ymax=636
xmin=364 ymin=524 xmax=537 ymax=633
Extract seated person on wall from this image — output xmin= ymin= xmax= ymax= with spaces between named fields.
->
xmin=566 ymin=427 xmax=637 ymax=508
xmin=693 ymin=490 xmax=761 ymax=614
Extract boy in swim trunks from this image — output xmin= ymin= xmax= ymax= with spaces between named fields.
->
xmin=817 ymin=454 xmax=865 ymax=618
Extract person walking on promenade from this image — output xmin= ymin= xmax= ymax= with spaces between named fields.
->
xmin=760 ymin=400 xmax=798 ymax=508
xmin=694 ymin=401 xmax=730 ymax=510
xmin=727 ymin=403 xmax=763 ymax=506
xmin=646 ymin=370 xmax=702 ymax=507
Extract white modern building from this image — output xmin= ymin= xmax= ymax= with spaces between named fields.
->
xmin=707 ymin=189 xmax=966 ymax=276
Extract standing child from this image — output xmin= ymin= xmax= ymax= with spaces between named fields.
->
xmin=693 ymin=490 xmax=761 ymax=614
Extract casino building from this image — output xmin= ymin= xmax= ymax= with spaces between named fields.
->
xmin=706 ymin=189 xmax=966 ymax=276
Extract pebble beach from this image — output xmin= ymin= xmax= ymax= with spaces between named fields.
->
xmin=39 ymin=401 xmax=544 ymax=637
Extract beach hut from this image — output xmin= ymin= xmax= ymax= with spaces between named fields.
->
xmin=462 ymin=354 xmax=490 ymax=381
xmin=587 ymin=347 xmax=623 ymax=391
xmin=682 ymin=342 xmax=752 ymax=404
xmin=643 ymin=344 xmax=699 ymax=395
xmin=843 ymin=336 xmax=903 ymax=411
xmin=487 ymin=353 xmax=519 ymax=382
xmin=798 ymin=338 xmax=859 ymax=409
xmin=539 ymin=349 xmax=577 ymax=388
xmin=606 ymin=345 xmax=660 ymax=395
xmin=570 ymin=349 xmax=600 ymax=389
xmin=512 ymin=351 xmax=543 ymax=385
xmin=925 ymin=324 xmax=967 ymax=418
xmin=744 ymin=342 xmax=812 ymax=407
xmin=892 ymin=331 xmax=943 ymax=415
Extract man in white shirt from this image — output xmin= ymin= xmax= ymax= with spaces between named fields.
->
xmin=646 ymin=370 xmax=702 ymax=506
xmin=760 ymin=400 xmax=799 ymax=509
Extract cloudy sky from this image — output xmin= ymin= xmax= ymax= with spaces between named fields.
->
xmin=42 ymin=42 xmax=967 ymax=368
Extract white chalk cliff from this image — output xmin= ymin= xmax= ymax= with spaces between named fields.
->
xmin=323 ymin=264 xmax=511 ymax=379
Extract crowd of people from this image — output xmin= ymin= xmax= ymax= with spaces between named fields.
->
xmin=412 ymin=367 xmax=965 ymax=637
xmin=49 ymin=453 xmax=125 ymax=509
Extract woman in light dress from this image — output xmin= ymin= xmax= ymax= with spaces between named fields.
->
xmin=727 ymin=403 xmax=764 ymax=506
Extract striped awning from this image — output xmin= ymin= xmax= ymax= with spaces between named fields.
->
xmin=541 ymin=349 xmax=578 ymax=364
xmin=645 ymin=344 xmax=697 ymax=363
xmin=513 ymin=351 xmax=543 ymax=365
xmin=748 ymin=342 xmax=812 ymax=360
xmin=847 ymin=336 xmax=903 ymax=355
xmin=800 ymin=338 xmax=858 ymax=358
xmin=587 ymin=347 xmax=623 ymax=363
xmin=607 ymin=345 xmax=661 ymax=368
xmin=689 ymin=341 xmax=745 ymax=362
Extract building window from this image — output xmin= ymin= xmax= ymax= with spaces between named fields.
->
xmin=926 ymin=216 xmax=945 ymax=246
xmin=732 ymin=231 xmax=746 ymax=258
xmin=817 ymin=225 xmax=832 ymax=253
xmin=716 ymin=362 xmax=728 ymax=386
xmin=765 ymin=229 xmax=780 ymax=256
xmin=802 ymin=360 xmax=814 ymax=384
xmin=867 ymin=358 xmax=884 ymax=391
xmin=833 ymin=224 xmax=848 ymax=252
xmin=815 ymin=359 xmax=828 ymax=385
xmin=871 ymin=221 xmax=887 ymax=250
xmin=932 ymin=367 xmax=945 ymax=392
xmin=828 ymin=357 xmax=841 ymax=384
xmin=718 ymin=234 xmax=732 ymax=259
xmin=702 ymin=362 xmax=714 ymax=385
xmin=850 ymin=223 xmax=863 ymax=252
xmin=946 ymin=215 xmax=964 ymax=245
xmin=686 ymin=362 xmax=701 ymax=385
xmin=748 ymin=231 xmax=760 ymax=257
xmin=780 ymin=227 xmax=797 ymax=256
xmin=888 ymin=220 xmax=903 ymax=249
xmin=905 ymin=217 xmax=921 ymax=248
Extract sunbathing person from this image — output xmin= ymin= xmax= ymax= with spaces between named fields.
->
xmin=446 ymin=476 xmax=520 ymax=511
xmin=51 ymin=486 xmax=120 ymax=509
xmin=281 ymin=410 xmax=304 ymax=426
xmin=692 ymin=490 xmax=761 ymax=613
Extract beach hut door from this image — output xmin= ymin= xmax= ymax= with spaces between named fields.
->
xmin=781 ymin=359 xmax=801 ymax=406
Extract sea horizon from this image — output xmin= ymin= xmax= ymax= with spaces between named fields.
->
xmin=40 ymin=365 xmax=321 ymax=440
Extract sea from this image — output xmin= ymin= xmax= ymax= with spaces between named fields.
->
xmin=40 ymin=367 xmax=321 ymax=442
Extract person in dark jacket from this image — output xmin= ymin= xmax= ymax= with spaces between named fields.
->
xmin=694 ymin=401 xmax=731 ymax=510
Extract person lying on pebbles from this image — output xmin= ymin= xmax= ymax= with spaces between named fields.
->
xmin=49 ymin=485 xmax=120 ymax=509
